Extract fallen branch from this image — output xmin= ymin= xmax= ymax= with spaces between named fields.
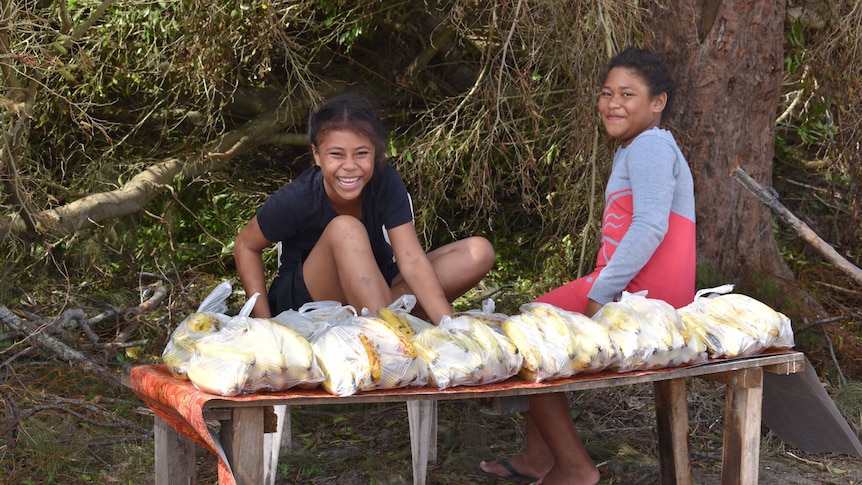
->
xmin=0 ymin=104 xmax=304 ymax=241
xmin=0 ymin=305 xmax=120 ymax=386
xmin=732 ymin=167 xmax=862 ymax=288
xmin=111 ymin=281 xmax=168 ymax=344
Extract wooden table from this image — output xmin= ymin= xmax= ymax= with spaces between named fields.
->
xmin=128 ymin=349 xmax=805 ymax=485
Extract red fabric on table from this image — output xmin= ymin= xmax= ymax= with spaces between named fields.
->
xmin=131 ymin=365 xmax=240 ymax=485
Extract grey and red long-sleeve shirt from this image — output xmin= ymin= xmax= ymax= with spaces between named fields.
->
xmin=535 ymin=127 xmax=696 ymax=312
xmin=588 ymin=127 xmax=696 ymax=308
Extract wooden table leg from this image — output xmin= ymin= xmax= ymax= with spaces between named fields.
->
xmin=719 ymin=368 xmax=764 ymax=485
xmin=220 ymin=406 xmax=266 ymax=485
xmin=407 ymin=400 xmax=437 ymax=485
xmin=154 ymin=415 xmax=197 ymax=485
xmin=653 ymin=378 xmax=693 ymax=485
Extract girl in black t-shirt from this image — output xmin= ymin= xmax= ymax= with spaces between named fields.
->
xmin=234 ymin=92 xmax=494 ymax=325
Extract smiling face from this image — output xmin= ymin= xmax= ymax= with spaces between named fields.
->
xmin=312 ymin=128 xmax=376 ymax=216
xmin=598 ymin=66 xmax=667 ymax=147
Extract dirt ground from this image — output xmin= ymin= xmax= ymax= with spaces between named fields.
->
xmin=255 ymin=379 xmax=862 ymax=485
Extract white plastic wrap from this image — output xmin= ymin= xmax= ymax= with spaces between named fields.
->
xmin=502 ymin=303 xmax=615 ymax=382
xmin=413 ymin=313 xmax=521 ymax=389
xmin=161 ymin=281 xmax=234 ymax=379
xmin=679 ymin=285 xmax=795 ymax=358
xmin=594 ymin=292 xmax=702 ymax=372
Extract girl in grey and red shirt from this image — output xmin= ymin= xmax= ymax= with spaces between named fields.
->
xmin=479 ymin=47 xmax=695 ymax=485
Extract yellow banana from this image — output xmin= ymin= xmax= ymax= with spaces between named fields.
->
xmin=186 ymin=340 xmax=255 ymax=396
xmin=271 ymin=320 xmax=323 ymax=384
xmin=361 ymin=316 xmax=419 ymax=359
xmin=501 ymin=314 xmax=543 ymax=380
xmin=376 ymin=308 xmax=416 ymax=338
xmin=162 ymin=332 xmax=197 ymax=379
xmin=357 ymin=333 xmax=382 ymax=386
xmin=184 ymin=312 xmax=222 ymax=333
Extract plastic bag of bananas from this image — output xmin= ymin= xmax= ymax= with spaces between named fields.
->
xmin=161 ymin=281 xmax=234 ymax=380
xmin=594 ymin=292 xmax=704 ymax=372
xmin=184 ymin=315 xmax=325 ymax=396
xmin=412 ymin=313 xmax=522 ymax=389
xmin=501 ymin=303 xmax=616 ymax=382
xmin=678 ymin=285 xmax=795 ymax=358
xmin=310 ymin=303 xmax=432 ymax=396
xmin=186 ymin=338 xmax=255 ymax=396
xmin=351 ymin=314 xmax=430 ymax=390
xmin=309 ymin=311 xmax=384 ymax=397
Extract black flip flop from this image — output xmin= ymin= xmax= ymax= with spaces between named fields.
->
xmin=476 ymin=459 xmax=538 ymax=483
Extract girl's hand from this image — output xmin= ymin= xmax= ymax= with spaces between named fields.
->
xmin=584 ymin=299 xmax=603 ymax=318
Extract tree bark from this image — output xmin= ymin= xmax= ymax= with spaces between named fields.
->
xmin=646 ymin=1 xmax=800 ymax=293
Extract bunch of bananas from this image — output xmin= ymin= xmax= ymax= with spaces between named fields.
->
xmin=594 ymin=294 xmax=698 ymax=371
xmin=186 ymin=339 xmax=255 ymax=396
xmin=351 ymin=314 xmax=429 ymax=390
xmin=679 ymin=292 xmax=794 ymax=358
xmin=502 ymin=303 xmax=615 ymax=382
xmin=162 ymin=311 xmax=229 ymax=380
xmin=182 ymin=317 xmax=324 ymax=396
xmin=310 ymin=324 xmax=383 ymax=397
xmin=375 ymin=307 xmax=434 ymax=337
xmin=232 ymin=317 xmax=323 ymax=392
xmin=413 ymin=314 xmax=521 ymax=389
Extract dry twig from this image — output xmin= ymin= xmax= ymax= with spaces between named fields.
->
xmin=733 ymin=167 xmax=862 ymax=288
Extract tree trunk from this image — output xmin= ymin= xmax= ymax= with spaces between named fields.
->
xmin=646 ymin=1 xmax=800 ymax=294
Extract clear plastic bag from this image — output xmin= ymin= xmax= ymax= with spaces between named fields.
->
xmin=679 ymin=285 xmax=795 ymax=358
xmin=272 ymin=300 xmax=347 ymax=339
xmin=219 ymin=316 xmax=325 ymax=393
xmin=162 ymin=281 xmax=234 ymax=379
xmin=186 ymin=337 xmax=254 ymax=396
xmin=594 ymin=292 xmax=701 ymax=372
xmin=351 ymin=314 xmax=429 ymax=390
xmin=502 ymin=302 xmax=615 ymax=382
xmin=414 ymin=310 xmax=521 ymax=389
xmin=310 ymin=311 xmax=381 ymax=397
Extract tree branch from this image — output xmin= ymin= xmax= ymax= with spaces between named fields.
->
xmin=732 ymin=167 xmax=862 ymax=287
xmin=0 ymin=105 xmax=304 ymax=241
xmin=0 ymin=305 xmax=121 ymax=386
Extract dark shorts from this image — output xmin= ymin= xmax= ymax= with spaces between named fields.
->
xmin=268 ymin=267 xmax=313 ymax=315
xmin=268 ymin=261 xmax=401 ymax=315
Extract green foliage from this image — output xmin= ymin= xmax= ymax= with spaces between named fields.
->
xmin=4 ymin=0 xmax=862 ymax=377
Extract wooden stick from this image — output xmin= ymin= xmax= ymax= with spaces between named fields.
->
xmin=732 ymin=167 xmax=862 ymax=287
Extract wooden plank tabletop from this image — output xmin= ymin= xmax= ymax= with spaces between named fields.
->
xmin=200 ymin=349 xmax=805 ymax=409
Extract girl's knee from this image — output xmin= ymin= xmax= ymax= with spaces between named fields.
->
xmin=468 ymin=236 xmax=496 ymax=269
xmin=322 ymin=215 xmax=368 ymax=240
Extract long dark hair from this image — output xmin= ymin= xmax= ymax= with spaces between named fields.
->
xmin=307 ymin=92 xmax=388 ymax=167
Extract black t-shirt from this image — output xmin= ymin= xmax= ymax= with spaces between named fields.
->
xmin=256 ymin=164 xmax=414 ymax=282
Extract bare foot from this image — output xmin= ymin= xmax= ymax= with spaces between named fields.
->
xmin=537 ymin=462 xmax=600 ymax=485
